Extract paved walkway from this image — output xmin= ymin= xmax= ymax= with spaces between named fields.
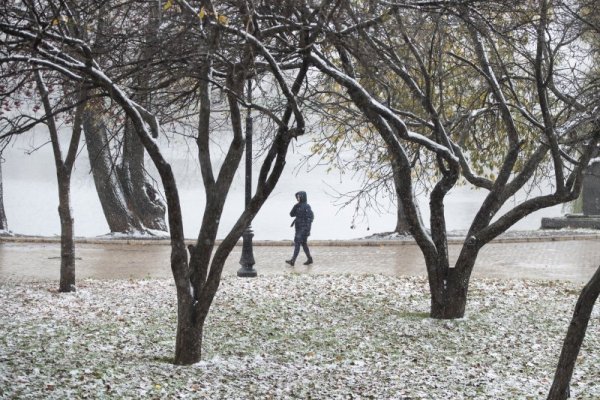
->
xmin=1 ymin=236 xmax=599 ymax=283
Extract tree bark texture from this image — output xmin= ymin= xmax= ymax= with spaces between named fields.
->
xmin=547 ymin=265 xmax=600 ymax=400
xmin=82 ymin=109 xmax=145 ymax=233
xmin=395 ymin=198 xmax=412 ymax=234
xmin=428 ymin=267 xmax=471 ymax=319
xmin=0 ymin=160 xmax=8 ymax=231
xmin=119 ymin=123 xmax=167 ymax=231
xmin=173 ymin=289 xmax=205 ymax=365
xmin=57 ymin=175 xmax=76 ymax=292
xmin=390 ymin=147 xmax=423 ymax=235
xmin=390 ymin=148 xmax=411 ymax=234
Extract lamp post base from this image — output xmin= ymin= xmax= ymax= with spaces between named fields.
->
xmin=237 ymin=227 xmax=257 ymax=278
xmin=237 ymin=267 xmax=257 ymax=277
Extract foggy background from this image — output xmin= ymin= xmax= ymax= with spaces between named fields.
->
xmin=1 ymin=128 xmax=563 ymax=240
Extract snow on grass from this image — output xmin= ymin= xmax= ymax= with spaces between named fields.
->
xmin=0 ymin=275 xmax=598 ymax=399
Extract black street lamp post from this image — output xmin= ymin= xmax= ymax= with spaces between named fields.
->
xmin=237 ymin=79 xmax=257 ymax=277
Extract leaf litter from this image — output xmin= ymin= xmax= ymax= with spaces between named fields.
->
xmin=0 ymin=275 xmax=598 ymax=399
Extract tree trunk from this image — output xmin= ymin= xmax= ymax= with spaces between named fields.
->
xmin=57 ymin=171 xmax=76 ymax=293
xmin=171 ymin=67 xmax=246 ymax=366
xmin=395 ymin=194 xmax=424 ymax=235
xmin=547 ymin=265 xmax=600 ymax=400
xmin=395 ymin=197 xmax=411 ymax=234
xmin=391 ymin=147 xmax=418 ymax=235
xmin=36 ymin=70 xmax=81 ymax=293
xmin=0 ymin=159 xmax=8 ymax=231
xmin=174 ymin=292 xmax=205 ymax=365
xmin=82 ymin=109 xmax=144 ymax=233
xmin=119 ymin=123 xmax=167 ymax=231
xmin=426 ymin=245 xmax=479 ymax=320
xmin=115 ymin=2 xmax=166 ymax=233
xmin=63 ymin=9 xmax=310 ymax=365
xmin=428 ymin=267 xmax=469 ymax=319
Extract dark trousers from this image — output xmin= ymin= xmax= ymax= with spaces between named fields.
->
xmin=292 ymin=234 xmax=312 ymax=261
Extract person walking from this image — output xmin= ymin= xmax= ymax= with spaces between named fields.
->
xmin=286 ymin=191 xmax=314 ymax=266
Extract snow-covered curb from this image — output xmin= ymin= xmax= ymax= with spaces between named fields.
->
xmin=0 ymin=275 xmax=598 ymax=398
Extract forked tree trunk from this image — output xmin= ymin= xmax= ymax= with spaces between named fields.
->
xmin=119 ymin=123 xmax=167 ymax=231
xmin=427 ymin=247 xmax=478 ymax=319
xmin=172 ymin=67 xmax=246 ymax=365
xmin=116 ymin=2 xmax=166 ymax=233
xmin=81 ymin=4 xmax=166 ymax=235
xmin=74 ymin=6 xmax=310 ymax=365
xmin=83 ymin=109 xmax=145 ymax=233
xmin=36 ymin=71 xmax=81 ymax=293
xmin=547 ymin=265 xmax=600 ymax=400
xmin=429 ymin=269 xmax=469 ymax=319
xmin=79 ymin=4 xmax=140 ymax=234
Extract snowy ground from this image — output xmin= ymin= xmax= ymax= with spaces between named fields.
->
xmin=1 ymin=275 xmax=598 ymax=399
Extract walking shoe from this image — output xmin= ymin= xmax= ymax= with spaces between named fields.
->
xmin=303 ymin=258 xmax=313 ymax=265
xmin=285 ymin=259 xmax=295 ymax=266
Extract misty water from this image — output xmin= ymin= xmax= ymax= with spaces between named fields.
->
xmin=2 ymin=128 xmax=562 ymax=240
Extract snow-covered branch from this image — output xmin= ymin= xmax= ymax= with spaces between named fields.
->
xmin=309 ymin=52 xmax=459 ymax=162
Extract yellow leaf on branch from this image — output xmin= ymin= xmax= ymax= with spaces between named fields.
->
xmin=217 ymin=14 xmax=229 ymax=25
xmin=51 ymin=16 xmax=68 ymax=26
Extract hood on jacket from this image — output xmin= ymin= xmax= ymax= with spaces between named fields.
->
xmin=295 ymin=191 xmax=307 ymax=203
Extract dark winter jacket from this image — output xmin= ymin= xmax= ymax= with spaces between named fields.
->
xmin=290 ymin=191 xmax=314 ymax=239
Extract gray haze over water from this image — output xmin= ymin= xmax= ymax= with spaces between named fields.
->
xmin=2 ymin=130 xmax=562 ymax=240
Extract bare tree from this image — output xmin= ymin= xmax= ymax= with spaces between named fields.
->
xmin=547 ymin=1 xmax=600 ymax=396
xmin=34 ymin=70 xmax=83 ymax=292
xmin=307 ymin=0 xmax=600 ymax=318
xmin=0 ymin=0 xmax=313 ymax=364
xmin=547 ymin=266 xmax=600 ymax=399
xmin=0 ymin=23 xmax=85 ymax=290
